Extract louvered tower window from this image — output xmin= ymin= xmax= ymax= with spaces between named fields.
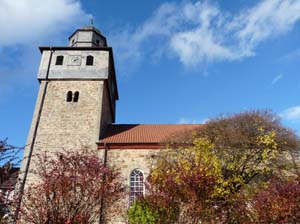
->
xmin=86 ymin=55 xmax=94 ymax=66
xmin=66 ymin=91 xmax=72 ymax=102
xmin=56 ymin=55 xmax=64 ymax=65
xmin=73 ymin=91 xmax=79 ymax=102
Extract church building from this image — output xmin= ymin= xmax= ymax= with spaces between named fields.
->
xmin=19 ymin=25 xmax=201 ymax=221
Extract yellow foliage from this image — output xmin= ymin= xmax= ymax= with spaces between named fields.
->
xmin=150 ymin=137 xmax=223 ymax=190
xmin=151 ymin=127 xmax=280 ymax=202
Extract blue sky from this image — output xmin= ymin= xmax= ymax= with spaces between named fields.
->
xmin=1 ymin=0 xmax=300 ymax=147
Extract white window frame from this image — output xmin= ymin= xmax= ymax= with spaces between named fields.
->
xmin=129 ymin=169 xmax=145 ymax=205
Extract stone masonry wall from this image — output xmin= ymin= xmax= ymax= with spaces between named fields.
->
xmin=20 ymin=80 xmax=108 ymax=185
xmin=104 ymin=149 xmax=157 ymax=223
xmin=100 ymin=83 xmax=113 ymax=138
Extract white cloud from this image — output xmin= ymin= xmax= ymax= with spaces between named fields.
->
xmin=0 ymin=0 xmax=90 ymax=47
xmin=178 ymin=117 xmax=209 ymax=124
xmin=280 ymin=48 xmax=300 ymax=62
xmin=109 ymin=2 xmax=182 ymax=72
xmin=271 ymin=74 xmax=283 ymax=85
xmin=0 ymin=0 xmax=90 ymax=99
xmin=170 ymin=28 xmax=235 ymax=66
xmin=233 ymin=0 xmax=300 ymax=56
xmin=111 ymin=0 xmax=300 ymax=69
xmin=170 ymin=1 xmax=237 ymax=66
xmin=280 ymin=106 xmax=300 ymax=121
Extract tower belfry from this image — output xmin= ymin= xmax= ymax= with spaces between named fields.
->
xmin=68 ymin=25 xmax=107 ymax=47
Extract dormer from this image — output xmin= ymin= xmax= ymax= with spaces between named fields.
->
xmin=68 ymin=25 xmax=107 ymax=47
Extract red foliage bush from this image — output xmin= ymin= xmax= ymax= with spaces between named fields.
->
xmin=252 ymin=178 xmax=300 ymax=223
xmin=20 ymin=150 xmax=124 ymax=224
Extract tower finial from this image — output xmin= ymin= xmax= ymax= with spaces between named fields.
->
xmin=90 ymin=17 xmax=94 ymax=26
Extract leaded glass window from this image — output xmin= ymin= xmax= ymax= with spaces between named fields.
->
xmin=129 ymin=169 xmax=144 ymax=205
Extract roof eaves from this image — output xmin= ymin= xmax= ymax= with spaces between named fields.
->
xmin=96 ymin=141 xmax=161 ymax=145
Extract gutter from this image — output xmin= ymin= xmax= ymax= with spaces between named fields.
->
xmin=96 ymin=141 xmax=162 ymax=150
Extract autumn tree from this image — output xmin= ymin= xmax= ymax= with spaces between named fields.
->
xmin=20 ymin=150 xmax=125 ymax=224
xmin=194 ymin=110 xmax=299 ymax=222
xmin=128 ymin=138 xmax=221 ymax=223
xmin=197 ymin=110 xmax=298 ymax=183
xmin=0 ymin=139 xmax=23 ymax=223
xmin=130 ymin=138 xmax=250 ymax=223
xmin=128 ymin=110 xmax=299 ymax=223
xmin=0 ymin=139 xmax=22 ymax=186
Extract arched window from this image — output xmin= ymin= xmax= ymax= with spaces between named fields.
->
xmin=73 ymin=91 xmax=79 ymax=102
xmin=55 ymin=55 xmax=64 ymax=65
xmin=66 ymin=91 xmax=72 ymax=102
xmin=86 ymin=55 xmax=94 ymax=66
xmin=129 ymin=169 xmax=144 ymax=205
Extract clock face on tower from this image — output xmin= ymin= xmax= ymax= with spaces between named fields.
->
xmin=68 ymin=55 xmax=82 ymax=66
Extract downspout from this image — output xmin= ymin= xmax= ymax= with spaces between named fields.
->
xmin=15 ymin=48 xmax=54 ymax=222
xmin=99 ymin=142 xmax=108 ymax=224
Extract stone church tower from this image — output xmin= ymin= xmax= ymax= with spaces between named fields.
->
xmin=19 ymin=25 xmax=118 ymax=190
xmin=18 ymin=25 xmax=200 ymax=223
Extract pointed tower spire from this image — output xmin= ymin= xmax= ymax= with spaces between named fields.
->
xmin=90 ymin=17 xmax=94 ymax=26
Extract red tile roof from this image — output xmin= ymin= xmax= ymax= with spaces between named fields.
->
xmin=99 ymin=124 xmax=202 ymax=144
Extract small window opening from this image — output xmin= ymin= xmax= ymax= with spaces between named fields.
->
xmin=66 ymin=91 xmax=72 ymax=102
xmin=56 ymin=55 xmax=64 ymax=65
xmin=96 ymin=39 xmax=100 ymax=45
xmin=73 ymin=91 xmax=79 ymax=102
xmin=72 ymin=39 xmax=75 ymax=44
xmin=86 ymin=55 xmax=94 ymax=66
